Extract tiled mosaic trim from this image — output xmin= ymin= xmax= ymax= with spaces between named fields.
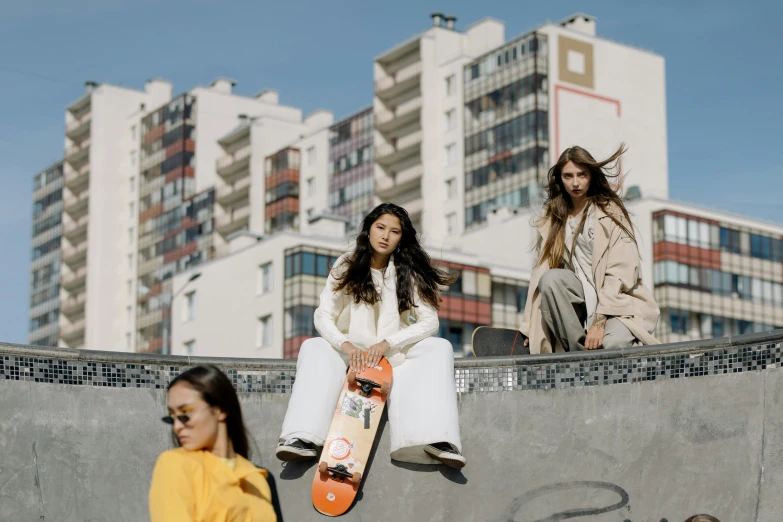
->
xmin=1 ymin=341 xmax=780 ymax=393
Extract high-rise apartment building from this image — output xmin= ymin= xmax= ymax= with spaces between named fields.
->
xmin=59 ymin=80 xmax=172 ymax=351
xmin=44 ymin=78 xmax=333 ymax=353
xmin=373 ymin=14 xmax=667 ymax=244
xmin=29 ymin=161 xmax=64 ymax=347
xmin=373 ymin=14 xmax=505 ymax=241
xmin=328 ymin=107 xmax=375 ymax=235
xmin=213 ymin=96 xmax=333 ymax=249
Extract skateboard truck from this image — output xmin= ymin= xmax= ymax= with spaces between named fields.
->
xmin=347 ymin=372 xmax=390 ymax=397
xmin=319 ymin=462 xmax=362 ymax=485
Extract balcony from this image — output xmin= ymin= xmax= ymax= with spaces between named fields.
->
xmin=216 ymin=176 xmax=251 ymax=207
xmin=375 ymin=131 xmax=422 ymax=167
xmin=216 ymin=144 xmax=252 ymax=182
xmin=375 ymin=97 xmax=422 ymax=134
xmin=61 ymin=266 xmax=88 ymax=292
xmin=65 ymin=138 xmax=91 ymax=167
xmin=62 ymin=241 xmax=88 ymax=268
xmin=375 ymin=164 xmax=423 ymax=200
xmin=60 ymin=292 xmax=87 ymax=318
xmin=138 ymin=257 xmax=162 ymax=278
xmin=63 ymin=189 xmax=89 ymax=219
xmin=136 ymin=309 xmax=163 ymax=330
xmin=65 ymin=112 xmax=92 ymax=141
xmin=60 ymin=318 xmax=86 ymax=344
xmin=375 ymin=62 xmax=422 ymax=100
xmin=216 ymin=205 xmax=251 ymax=237
xmin=64 ymin=163 xmax=90 ymax=192
xmin=63 ymin=214 xmax=89 ymax=243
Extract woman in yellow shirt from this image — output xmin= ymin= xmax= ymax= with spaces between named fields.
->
xmin=149 ymin=364 xmax=278 ymax=522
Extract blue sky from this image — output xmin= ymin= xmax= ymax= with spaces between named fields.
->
xmin=1 ymin=0 xmax=781 ymax=344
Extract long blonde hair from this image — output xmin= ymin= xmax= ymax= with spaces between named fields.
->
xmin=537 ymin=144 xmax=636 ymax=269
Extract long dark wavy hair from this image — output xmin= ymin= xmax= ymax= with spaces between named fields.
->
xmin=168 ymin=364 xmax=250 ymax=459
xmin=334 ymin=203 xmax=456 ymax=313
xmin=537 ymin=144 xmax=637 ymax=269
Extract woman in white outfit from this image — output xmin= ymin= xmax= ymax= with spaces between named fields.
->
xmin=275 ymin=203 xmax=466 ymax=469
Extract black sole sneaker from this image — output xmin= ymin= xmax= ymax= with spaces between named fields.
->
xmin=275 ymin=439 xmax=317 ymax=462
xmin=424 ymin=443 xmax=467 ymax=469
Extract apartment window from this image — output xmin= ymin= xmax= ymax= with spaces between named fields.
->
xmin=131 ymin=125 xmax=137 ymax=140
xmin=128 ymin=227 xmax=134 ymax=245
xmin=127 ymin=279 xmax=132 ymax=295
xmin=183 ymin=291 xmax=196 ymax=322
xmin=257 ymin=262 xmax=273 ymax=295
xmin=444 ymin=143 xmax=457 ymax=166
xmin=307 ymin=146 xmax=316 ymax=165
xmin=307 ymin=208 xmax=314 ymax=218
xmin=130 ymin=151 xmax=136 ymax=166
xmin=126 ymin=306 xmax=132 ymax=323
xmin=445 ymin=75 xmax=456 ymax=96
xmin=445 ymin=109 xmax=456 ymax=131
xmin=257 ymin=315 xmax=273 ymax=348
xmin=446 ymin=177 xmax=457 ymax=199
xmin=130 ymin=176 xmax=135 ymax=193
xmin=307 ymin=177 xmax=315 ymax=196
xmin=447 ymin=213 xmax=457 ymax=235
xmin=126 ymin=333 xmax=131 ymax=351
xmin=127 ymin=254 xmax=133 ymax=269
xmin=129 ymin=202 xmax=135 ymax=218
xmin=184 ymin=340 xmax=195 ymax=356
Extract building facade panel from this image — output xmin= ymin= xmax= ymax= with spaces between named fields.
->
xmin=29 ymin=161 xmax=65 ymax=347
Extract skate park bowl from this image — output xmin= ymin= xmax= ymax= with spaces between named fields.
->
xmin=2 ymin=330 xmax=783 ymax=521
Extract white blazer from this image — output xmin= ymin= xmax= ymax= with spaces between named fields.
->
xmin=313 ymin=254 xmax=440 ymax=367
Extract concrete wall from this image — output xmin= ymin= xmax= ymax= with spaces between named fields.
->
xmin=2 ymin=333 xmax=783 ymax=521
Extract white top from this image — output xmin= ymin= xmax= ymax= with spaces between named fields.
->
xmin=564 ymin=206 xmax=598 ymax=327
xmin=370 ymin=267 xmax=384 ymax=326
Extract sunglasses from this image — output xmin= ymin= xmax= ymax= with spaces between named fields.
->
xmin=161 ymin=413 xmax=191 ymax=425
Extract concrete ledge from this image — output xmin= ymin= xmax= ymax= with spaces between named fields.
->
xmin=4 ymin=329 xmax=781 ymax=371
xmin=2 ymin=331 xmax=783 ymax=520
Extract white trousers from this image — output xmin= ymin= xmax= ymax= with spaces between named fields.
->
xmin=279 ymin=336 xmax=463 ymax=465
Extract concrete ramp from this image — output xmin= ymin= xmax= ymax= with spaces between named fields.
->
xmin=1 ymin=332 xmax=782 ymax=521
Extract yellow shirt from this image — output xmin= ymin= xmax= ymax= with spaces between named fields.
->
xmin=149 ymin=448 xmax=277 ymax=522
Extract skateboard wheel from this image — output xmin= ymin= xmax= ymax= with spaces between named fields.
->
xmin=347 ymin=371 xmax=356 ymax=385
xmin=380 ymin=381 xmax=390 ymax=395
xmin=352 ymin=471 xmax=362 ymax=484
xmin=318 ymin=461 xmax=328 ymax=474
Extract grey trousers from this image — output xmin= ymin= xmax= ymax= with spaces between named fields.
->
xmin=538 ymin=269 xmax=636 ymax=352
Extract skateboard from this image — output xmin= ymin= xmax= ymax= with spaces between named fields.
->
xmin=471 ymin=326 xmax=530 ymax=357
xmin=312 ymin=356 xmax=393 ymax=516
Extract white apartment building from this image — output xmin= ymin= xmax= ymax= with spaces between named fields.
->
xmin=59 ymin=80 xmax=172 ymax=351
xmin=56 ymin=78 xmax=333 ymax=353
xmin=373 ymin=13 xmax=506 ymax=243
xmin=213 ymin=96 xmax=333 ymax=256
xmin=374 ymin=13 xmax=667 ymax=246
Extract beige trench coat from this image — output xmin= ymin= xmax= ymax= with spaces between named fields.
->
xmin=520 ymin=204 xmax=660 ymax=354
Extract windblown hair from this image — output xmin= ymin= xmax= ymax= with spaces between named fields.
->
xmin=537 ymin=144 xmax=637 ymax=269
xmin=334 ymin=203 xmax=456 ymax=314
xmin=168 ymin=365 xmax=250 ymax=459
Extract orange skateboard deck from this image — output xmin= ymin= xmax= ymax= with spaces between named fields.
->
xmin=312 ymin=356 xmax=393 ymax=516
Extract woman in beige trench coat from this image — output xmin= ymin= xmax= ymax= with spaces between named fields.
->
xmin=520 ymin=144 xmax=660 ymax=354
